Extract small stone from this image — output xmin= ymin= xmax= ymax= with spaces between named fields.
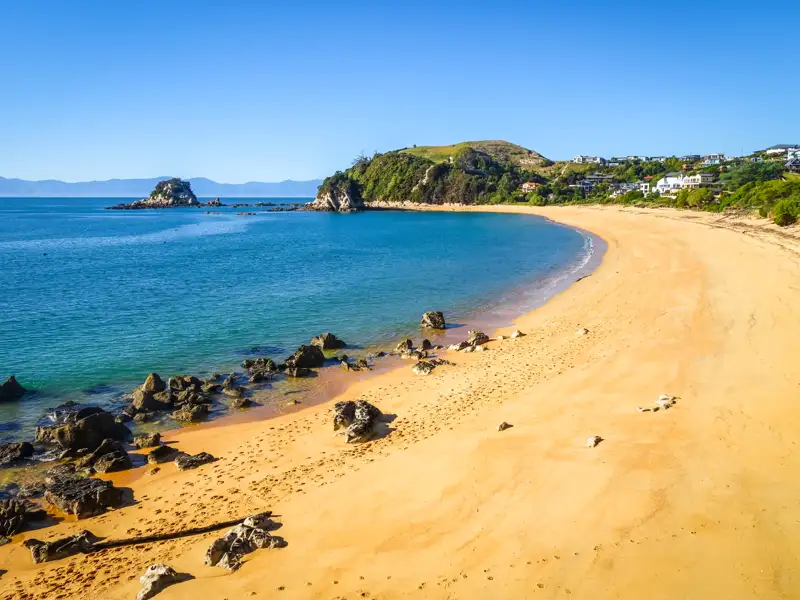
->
xmin=576 ymin=328 xmax=589 ymax=336
xmin=511 ymin=329 xmax=525 ymax=338
xmin=497 ymin=422 xmax=512 ymax=432
xmin=586 ymin=435 xmax=602 ymax=448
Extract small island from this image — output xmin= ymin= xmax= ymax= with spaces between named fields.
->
xmin=107 ymin=178 xmax=202 ymax=210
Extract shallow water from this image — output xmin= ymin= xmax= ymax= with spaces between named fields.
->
xmin=0 ymin=197 xmax=595 ymax=441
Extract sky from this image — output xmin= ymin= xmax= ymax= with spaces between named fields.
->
xmin=1 ymin=0 xmax=799 ymax=183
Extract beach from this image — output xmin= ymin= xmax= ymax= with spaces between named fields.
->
xmin=2 ymin=204 xmax=800 ymax=599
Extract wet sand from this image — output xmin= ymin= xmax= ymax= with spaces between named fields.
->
xmin=2 ymin=205 xmax=800 ymax=600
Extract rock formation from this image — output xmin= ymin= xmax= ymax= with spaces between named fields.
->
xmin=43 ymin=476 xmax=124 ymax=518
xmin=310 ymin=332 xmax=346 ymax=350
xmin=0 ymin=442 xmax=34 ymax=467
xmin=204 ymin=512 xmax=285 ymax=571
xmin=175 ymin=452 xmax=215 ymax=471
xmin=310 ymin=174 xmax=364 ymax=212
xmin=107 ymin=178 xmax=200 ymax=210
xmin=23 ymin=530 xmax=100 ymax=564
xmin=420 ymin=311 xmax=446 ymax=329
xmin=0 ymin=376 xmax=25 ymax=403
xmin=1 ymin=499 xmax=47 ymax=537
xmin=332 ymin=399 xmax=384 ymax=443
xmin=35 ymin=407 xmax=130 ymax=451
xmin=285 ymin=345 xmax=325 ymax=369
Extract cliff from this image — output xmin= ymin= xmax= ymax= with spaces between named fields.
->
xmin=312 ymin=141 xmax=548 ymax=211
xmin=107 ymin=178 xmax=201 ymax=209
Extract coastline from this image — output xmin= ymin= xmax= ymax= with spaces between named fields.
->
xmin=3 ymin=204 xmax=800 ymax=599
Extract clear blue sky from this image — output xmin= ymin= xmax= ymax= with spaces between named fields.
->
xmin=1 ymin=0 xmax=798 ymax=183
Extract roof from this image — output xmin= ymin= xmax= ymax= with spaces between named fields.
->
xmin=767 ymin=144 xmax=800 ymax=150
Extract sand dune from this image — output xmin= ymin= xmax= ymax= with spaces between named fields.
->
xmin=2 ymin=205 xmax=799 ymax=600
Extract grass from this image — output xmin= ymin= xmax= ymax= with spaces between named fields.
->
xmin=401 ymin=140 xmax=549 ymax=167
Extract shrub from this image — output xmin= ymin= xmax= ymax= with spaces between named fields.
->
xmin=772 ymin=196 xmax=799 ymax=226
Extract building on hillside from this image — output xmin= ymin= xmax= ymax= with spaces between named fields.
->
xmin=679 ymin=154 xmax=701 ymax=162
xmin=572 ymin=155 xmax=606 ymax=164
xmin=682 ymin=173 xmax=716 ymax=189
xmin=520 ymin=181 xmax=540 ymax=193
xmin=583 ymin=173 xmax=615 ymax=186
xmin=788 ymin=148 xmax=800 ymax=161
xmin=638 ymin=181 xmax=652 ymax=194
xmin=701 ymin=153 xmax=725 ymax=166
xmin=764 ymin=144 xmax=799 ymax=155
xmin=787 ymin=158 xmax=800 ymax=173
xmin=655 ymin=173 xmax=686 ymax=195
xmin=649 ymin=156 xmax=667 ymax=162
xmin=569 ymin=181 xmax=595 ymax=193
xmin=748 ymin=156 xmax=764 ymax=163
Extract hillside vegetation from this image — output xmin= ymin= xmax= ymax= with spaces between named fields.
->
xmin=401 ymin=140 xmax=550 ymax=168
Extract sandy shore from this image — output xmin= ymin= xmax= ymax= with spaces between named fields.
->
xmin=2 ymin=205 xmax=800 ymax=600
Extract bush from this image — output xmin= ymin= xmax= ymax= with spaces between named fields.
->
xmin=772 ymin=196 xmax=799 ymax=226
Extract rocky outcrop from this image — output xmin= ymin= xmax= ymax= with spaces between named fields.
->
xmin=44 ymin=476 xmax=124 ymax=518
xmin=332 ymin=400 xmax=383 ymax=443
xmin=310 ymin=332 xmax=346 ymax=350
xmin=204 ymin=512 xmax=284 ymax=571
xmin=395 ymin=339 xmax=413 ymax=352
xmin=172 ymin=404 xmax=209 ymax=422
xmin=310 ymin=175 xmax=364 ymax=212
xmin=0 ymin=442 xmax=34 ymax=467
xmin=137 ymin=564 xmax=191 ymax=600
xmin=466 ymin=330 xmax=490 ymax=346
xmin=35 ymin=408 xmax=130 ymax=451
xmin=23 ymin=530 xmax=100 ymax=564
xmin=107 ymin=178 xmax=200 ymax=210
xmin=285 ymin=345 xmax=325 ymax=369
xmin=1 ymin=499 xmax=47 ymax=537
xmin=0 ymin=376 xmax=26 ymax=403
xmin=412 ymin=361 xmax=435 ymax=376
xmin=133 ymin=432 xmax=161 ymax=449
xmin=420 ymin=311 xmax=446 ymax=329
xmin=147 ymin=445 xmax=179 ymax=464
xmin=175 ymin=452 xmax=215 ymax=471
xmin=77 ymin=439 xmax=132 ymax=473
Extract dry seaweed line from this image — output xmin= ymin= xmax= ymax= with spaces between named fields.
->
xmin=92 ymin=516 xmax=248 ymax=551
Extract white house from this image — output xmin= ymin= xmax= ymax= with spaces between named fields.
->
xmin=655 ymin=173 xmax=685 ymax=195
xmin=520 ymin=181 xmax=539 ymax=193
xmin=572 ymin=155 xmax=606 ymax=165
xmin=701 ymin=153 xmax=725 ymax=166
xmin=638 ymin=181 xmax=651 ymax=194
xmin=788 ymin=148 xmax=800 ymax=161
xmin=682 ymin=173 xmax=716 ymax=189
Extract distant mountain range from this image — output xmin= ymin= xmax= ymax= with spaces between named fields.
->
xmin=0 ymin=176 xmax=323 ymax=198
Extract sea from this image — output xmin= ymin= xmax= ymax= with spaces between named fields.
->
xmin=0 ymin=197 xmax=600 ymax=443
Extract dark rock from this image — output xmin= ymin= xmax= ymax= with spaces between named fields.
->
xmin=310 ymin=332 xmax=346 ymax=350
xmin=229 ymin=397 xmax=251 ymax=409
xmin=1 ymin=499 xmax=47 ymax=537
xmin=172 ymin=404 xmax=209 ymax=422
xmin=77 ymin=439 xmax=132 ymax=473
xmin=201 ymin=382 xmax=220 ymax=394
xmin=0 ymin=376 xmax=26 ymax=403
xmin=0 ymin=442 xmax=34 ymax=467
xmin=23 ymin=530 xmax=99 ymax=563
xmin=466 ymin=330 xmax=490 ymax=346
xmin=420 ymin=339 xmax=433 ymax=351
xmin=133 ymin=411 xmax=152 ymax=423
xmin=395 ymin=339 xmax=413 ymax=352
xmin=147 ymin=445 xmax=179 ymax=464
xmin=168 ymin=375 xmax=202 ymax=393
xmin=412 ymin=361 xmax=435 ymax=376
xmin=420 ymin=311 xmax=446 ymax=329
xmin=333 ymin=400 xmax=383 ymax=443
xmin=141 ymin=373 xmax=166 ymax=394
xmin=497 ymin=421 xmax=512 ymax=432
xmin=175 ymin=452 xmax=215 ymax=471
xmin=133 ymin=432 xmax=161 ymax=449
xmin=285 ymin=366 xmax=310 ymax=378
xmin=16 ymin=482 xmax=46 ymax=500
xmin=204 ymin=512 xmax=284 ymax=571
xmin=248 ymin=371 xmax=272 ymax=384
xmin=132 ymin=388 xmax=172 ymax=412
xmin=222 ymin=386 xmax=245 ymax=399
xmin=241 ymin=357 xmax=277 ymax=372
xmin=333 ymin=401 xmax=356 ymax=431
xmin=44 ymin=476 xmax=124 ymax=518
xmin=286 ymin=345 xmax=325 ymax=369
xmin=207 ymin=197 xmax=223 ymax=207
xmin=107 ymin=178 xmax=200 ymax=210
xmin=36 ymin=408 xmax=130 ymax=451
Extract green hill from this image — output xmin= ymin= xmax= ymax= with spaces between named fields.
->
xmin=315 ymin=140 xmax=550 ymax=209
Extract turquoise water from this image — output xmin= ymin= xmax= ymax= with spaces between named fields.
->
xmin=0 ymin=197 xmax=595 ymax=440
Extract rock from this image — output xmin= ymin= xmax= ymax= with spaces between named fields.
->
xmin=0 ymin=376 xmax=26 ymax=403
xmin=248 ymin=371 xmax=272 ymax=384
xmin=310 ymin=332 xmax=346 ymax=350
xmin=656 ymin=394 xmax=677 ymax=409
xmin=108 ymin=178 xmax=200 ymax=210
xmin=576 ymin=328 xmax=589 ymax=336
xmin=311 ymin=176 xmax=364 ymax=212
xmin=420 ymin=311 xmax=446 ymax=329
xmin=175 ymin=452 xmax=215 ymax=471
xmin=448 ymin=341 xmax=470 ymax=351
xmin=332 ymin=400 xmax=383 ymax=444
xmin=285 ymin=366 xmax=310 ymax=378
xmin=77 ymin=439 xmax=132 ymax=473
xmin=222 ymin=386 xmax=245 ymax=399
xmin=1 ymin=499 xmax=47 ymax=537
xmin=412 ymin=361 xmax=435 ymax=376
xmin=285 ymin=345 xmax=325 ymax=369
xmin=420 ymin=339 xmax=433 ymax=351
xmin=44 ymin=477 xmax=124 ymax=518
xmin=228 ymin=396 xmax=251 ymax=409
xmin=201 ymin=382 xmax=220 ymax=393
xmin=395 ymin=339 xmax=413 ymax=352
xmin=137 ymin=564 xmax=187 ymax=600
xmin=147 ymin=445 xmax=179 ymax=464
xmin=333 ymin=401 xmax=356 ymax=431
xmin=205 ymin=512 xmax=284 ymax=571
xmin=35 ymin=408 xmax=130 ymax=451
xmin=168 ymin=375 xmax=202 ymax=393
xmin=133 ymin=432 xmax=161 ymax=449
xmin=172 ymin=404 xmax=209 ymax=422
xmin=429 ymin=358 xmax=452 ymax=367
xmin=586 ymin=435 xmax=603 ymax=448
xmin=497 ymin=422 xmax=512 ymax=432
xmin=207 ymin=197 xmax=222 ymax=207
xmin=0 ymin=442 xmax=34 ymax=467
xmin=242 ymin=357 xmax=278 ymax=372
xmin=497 ymin=335 xmax=507 ymax=340
xmin=133 ymin=411 xmax=152 ymax=423
xmin=23 ymin=530 xmax=100 ymax=563
xmin=400 ymin=350 xmax=425 ymax=360
xmin=141 ymin=373 xmax=166 ymax=394
xmin=466 ymin=330 xmax=490 ymax=346
xmin=511 ymin=330 xmax=525 ymax=338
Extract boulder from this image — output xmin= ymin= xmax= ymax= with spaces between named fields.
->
xmin=228 ymin=397 xmax=251 ymax=409
xmin=466 ymin=330 xmax=490 ymax=346
xmin=511 ymin=329 xmax=525 ymax=338
xmin=172 ymin=404 xmax=209 ymax=423
xmin=201 ymin=382 xmax=220 ymax=394
xmin=586 ymin=435 xmax=603 ymax=448
xmin=497 ymin=421 xmax=512 ymax=432
xmin=133 ymin=411 xmax=152 ymax=423
xmin=77 ymin=439 xmax=132 ymax=473
xmin=420 ymin=311 xmax=446 ymax=329
xmin=448 ymin=341 xmax=470 ymax=351
xmin=310 ymin=332 xmax=346 ymax=350
xmin=1 ymin=499 xmax=47 ymax=537
xmin=286 ymin=345 xmax=325 ymax=369
xmin=333 ymin=401 xmax=357 ymax=431
xmin=23 ymin=530 xmax=99 ymax=564
xmin=147 ymin=445 xmax=179 ymax=464
xmin=284 ymin=366 xmax=310 ymax=378
xmin=141 ymin=373 xmax=166 ymax=394
xmin=0 ymin=376 xmax=26 ymax=403
xmin=137 ymin=564 xmax=188 ymax=600
xmin=35 ymin=409 xmax=130 ymax=451
xmin=395 ymin=339 xmax=413 ymax=352
xmin=133 ymin=432 xmax=161 ymax=449
xmin=412 ymin=361 xmax=435 ymax=376
xmin=44 ymin=477 xmax=124 ymax=518
xmin=222 ymin=386 xmax=245 ymax=399
xmin=175 ymin=452 xmax=215 ymax=471
xmin=332 ymin=400 xmax=383 ymax=444
xmin=420 ymin=339 xmax=433 ymax=351
xmin=204 ymin=512 xmax=284 ymax=571
xmin=0 ymin=442 xmax=34 ymax=467
xmin=168 ymin=375 xmax=202 ymax=393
